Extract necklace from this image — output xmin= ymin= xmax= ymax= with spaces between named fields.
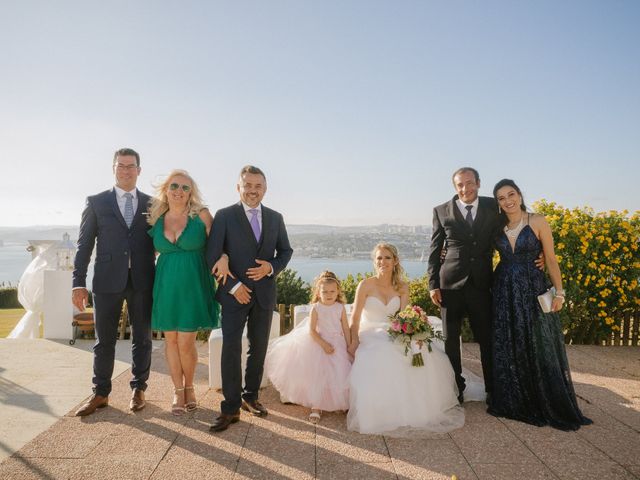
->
xmin=504 ymin=215 xmax=524 ymax=239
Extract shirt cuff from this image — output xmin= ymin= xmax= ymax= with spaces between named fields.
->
xmin=229 ymin=282 xmax=242 ymax=295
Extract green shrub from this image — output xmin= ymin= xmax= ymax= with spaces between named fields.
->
xmin=0 ymin=288 xmax=21 ymax=309
xmin=276 ymin=269 xmax=311 ymax=306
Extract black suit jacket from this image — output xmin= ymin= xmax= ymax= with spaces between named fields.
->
xmin=72 ymin=188 xmax=156 ymax=294
xmin=206 ymin=202 xmax=293 ymax=310
xmin=427 ymin=195 xmax=499 ymax=291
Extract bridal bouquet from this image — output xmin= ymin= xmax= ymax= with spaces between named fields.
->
xmin=388 ymin=305 xmax=443 ymax=367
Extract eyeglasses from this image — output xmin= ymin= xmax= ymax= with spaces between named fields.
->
xmin=115 ymin=163 xmax=139 ymax=171
xmin=169 ymin=183 xmax=192 ymax=192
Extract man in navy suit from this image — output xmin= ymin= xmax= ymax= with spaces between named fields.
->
xmin=206 ymin=165 xmax=293 ymax=432
xmin=427 ymin=167 xmax=498 ymax=404
xmin=72 ymin=148 xmax=155 ymax=416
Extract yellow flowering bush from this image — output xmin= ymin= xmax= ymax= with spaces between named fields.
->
xmin=533 ymin=201 xmax=640 ymax=344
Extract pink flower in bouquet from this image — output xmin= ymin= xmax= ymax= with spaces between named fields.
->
xmin=402 ymin=323 xmax=414 ymax=334
xmin=391 ymin=321 xmax=402 ymax=332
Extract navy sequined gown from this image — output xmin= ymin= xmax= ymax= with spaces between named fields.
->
xmin=488 ymin=219 xmax=591 ymax=431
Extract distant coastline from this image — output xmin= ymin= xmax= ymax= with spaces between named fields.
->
xmin=0 ymin=224 xmax=432 ymax=284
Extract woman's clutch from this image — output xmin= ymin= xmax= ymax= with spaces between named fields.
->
xmin=537 ymin=287 xmax=556 ymax=313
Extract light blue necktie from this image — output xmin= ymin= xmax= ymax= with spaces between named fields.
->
xmin=123 ymin=193 xmax=134 ymax=228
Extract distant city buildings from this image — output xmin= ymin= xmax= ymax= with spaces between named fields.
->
xmin=288 ymin=224 xmax=431 ymax=260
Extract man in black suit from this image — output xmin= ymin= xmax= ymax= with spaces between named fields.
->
xmin=72 ymin=148 xmax=155 ymax=416
xmin=427 ymin=167 xmax=497 ymax=403
xmin=206 ymin=165 xmax=293 ymax=432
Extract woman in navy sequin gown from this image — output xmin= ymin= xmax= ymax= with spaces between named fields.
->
xmin=488 ymin=179 xmax=591 ymax=431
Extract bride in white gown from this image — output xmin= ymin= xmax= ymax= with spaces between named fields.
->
xmin=347 ymin=242 xmax=465 ymax=436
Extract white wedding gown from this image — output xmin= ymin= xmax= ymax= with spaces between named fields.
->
xmin=347 ymin=296 xmax=466 ymax=436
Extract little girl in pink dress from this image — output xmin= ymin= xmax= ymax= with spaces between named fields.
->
xmin=265 ymin=271 xmax=352 ymax=423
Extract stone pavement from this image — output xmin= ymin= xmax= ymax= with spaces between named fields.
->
xmin=0 ymin=341 xmax=639 ymax=479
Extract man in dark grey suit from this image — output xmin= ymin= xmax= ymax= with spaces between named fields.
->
xmin=206 ymin=165 xmax=293 ymax=432
xmin=427 ymin=167 xmax=498 ymax=404
xmin=72 ymin=148 xmax=155 ymax=416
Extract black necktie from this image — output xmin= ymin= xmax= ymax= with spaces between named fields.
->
xmin=465 ymin=205 xmax=473 ymax=226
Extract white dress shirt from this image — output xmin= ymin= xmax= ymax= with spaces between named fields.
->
xmin=114 ymin=185 xmax=139 ymax=218
xmin=456 ymin=197 xmax=479 ymax=221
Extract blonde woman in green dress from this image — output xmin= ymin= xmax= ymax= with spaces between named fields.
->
xmin=148 ymin=170 xmax=226 ymax=415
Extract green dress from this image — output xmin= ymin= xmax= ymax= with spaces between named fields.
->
xmin=149 ymin=215 xmax=220 ymax=331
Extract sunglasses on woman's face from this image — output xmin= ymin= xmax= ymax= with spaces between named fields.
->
xmin=169 ymin=183 xmax=191 ymax=192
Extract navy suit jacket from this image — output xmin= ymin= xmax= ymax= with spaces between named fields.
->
xmin=72 ymin=188 xmax=156 ymax=294
xmin=206 ymin=202 xmax=293 ymax=311
xmin=427 ymin=195 xmax=499 ymax=291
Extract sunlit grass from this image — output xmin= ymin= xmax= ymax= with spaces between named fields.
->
xmin=0 ymin=308 xmax=27 ymax=338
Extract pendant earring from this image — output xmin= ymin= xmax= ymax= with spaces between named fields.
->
xmin=498 ymin=206 xmax=502 ymax=214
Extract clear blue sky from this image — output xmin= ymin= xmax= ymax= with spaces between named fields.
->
xmin=1 ymin=0 xmax=638 ymax=226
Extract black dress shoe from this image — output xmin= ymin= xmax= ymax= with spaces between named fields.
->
xmin=209 ymin=412 xmax=240 ymax=432
xmin=241 ymin=398 xmax=268 ymax=417
xmin=485 ymin=392 xmax=492 ymax=406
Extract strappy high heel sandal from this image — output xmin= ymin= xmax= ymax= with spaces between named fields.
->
xmin=184 ymin=386 xmax=197 ymax=412
xmin=172 ymin=387 xmax=185 ymax=416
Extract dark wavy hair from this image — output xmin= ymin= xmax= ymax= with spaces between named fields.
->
xmin=493 ymin=178 xmax=527 ymax=229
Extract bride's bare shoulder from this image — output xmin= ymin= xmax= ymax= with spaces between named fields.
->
xmin=358 ymin=277 xmax=376 ymax=292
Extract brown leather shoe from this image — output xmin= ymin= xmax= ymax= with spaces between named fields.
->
xmin=241 ymin=398 xmax=268 ymax=417
xmin=129 ymin=389 xmax=146 ymax=412
xmin=75 ymin=394 xmax=108 ymax=416
xmin=209 ymin=412 xmax=240 ymax=432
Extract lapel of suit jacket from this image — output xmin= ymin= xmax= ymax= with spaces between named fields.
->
xmin=131 ymin=190 xmax=148 ymax=229
xmin=473 ymin=198 xmax=489 ymax=234
xmin=258 ymin=205 xmax=269 ymax=249
xmin=235 ymin=202 xmax=259 ymax=245
xmin=110 ymin=188 xmax=129 ymax=229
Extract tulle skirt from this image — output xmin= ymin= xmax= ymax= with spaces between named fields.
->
xmin=347 ymin=328 xmax=465 ymax=436
xmin=265 ymin=321 xmax=351 ymax=412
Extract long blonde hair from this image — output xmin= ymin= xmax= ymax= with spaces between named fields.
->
xmin=371 ymin=242 xmax=407 ymax=292
xmin=310 ymin=271 xmax=346 ymax=304
xmin=147 ymin=169 xmax=206 ymax=225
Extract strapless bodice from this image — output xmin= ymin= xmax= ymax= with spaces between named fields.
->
xmin=360 ymin=295 xmax=400 ymax=332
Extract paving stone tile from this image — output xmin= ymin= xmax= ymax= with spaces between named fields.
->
xmin=386 ymin=438 xmax=465 ymax=465
xmin=625 ymin=465 xmax=640 ymax=477
xmin=450 ymin=423 xmax=539 ymax=464
xmin=236 ymin=435 xmax=315 ymax=480
xmin=387 ymin=437 xmax=478 ymax=479
xmin=472 ymin=462 xmax=556 ymax=480
xmin=15 ymin=417 xmax=124 ymax=458
xmin=68 ymin=455 xmax=161 ymax=480
xmin=576 ymin=405 xmax=640 ymax=466
xmin=394 ymin=461 xmax=478 ymax=480
xmin=316 ymin=427 xmax=391 ymax=464
xmin=526 ymin=438 xmax=635 ymax=480
xmin=247 ymin=411 xmax=315 ymax=439
xmin=0 ymin=457 xmax=83 ymax=479
xmin=316 ymin=460 xmax=397 ymax=479
xmin=242 ymin=434 xmax=315 ymax=466
xmin=150 ymin=442 xmax=237 ymax=480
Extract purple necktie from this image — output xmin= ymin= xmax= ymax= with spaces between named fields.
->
xmin=249 ymin=208 xmax=261 ymax=241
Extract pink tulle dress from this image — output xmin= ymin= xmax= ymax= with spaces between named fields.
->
xmin=265 ymin=302 xmax=351 ymax=411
